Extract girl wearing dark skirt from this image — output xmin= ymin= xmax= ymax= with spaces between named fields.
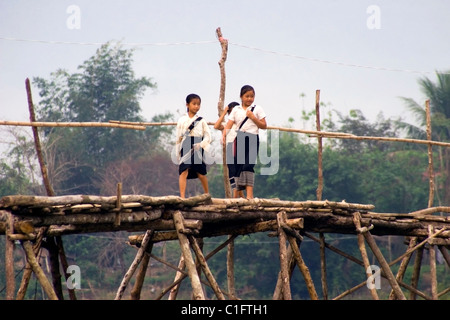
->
xmin=221 ymin=85 xmax=267 ymax=199
xmin=176 ymin=93 xmax=211 ymax=198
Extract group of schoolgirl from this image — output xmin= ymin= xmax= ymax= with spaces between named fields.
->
xmin=176 ymin=85 xmax=267 ymax=199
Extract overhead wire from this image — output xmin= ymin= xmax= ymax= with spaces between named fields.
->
xmin=0 ymin=36 xmax=448 ymax=75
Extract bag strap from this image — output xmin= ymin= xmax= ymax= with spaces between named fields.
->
xmin=183 ymin=116 xmax=203 ymax=136
xmin=238 ymin=106 xmax=255 ymax=131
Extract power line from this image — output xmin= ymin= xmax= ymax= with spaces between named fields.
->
xmin=0 ymin=36 xmax=216 ymax=47
xmin=1 ymin=36 xmax=448 ymax=75
xmin=229 ymin=42 xmax=444 ymax=75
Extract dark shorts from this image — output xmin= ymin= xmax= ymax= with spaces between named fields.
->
xmin=179 ymin=136 xmax=207 ymax=179
xmin=233 ymin=131 xmax=259 ymax=178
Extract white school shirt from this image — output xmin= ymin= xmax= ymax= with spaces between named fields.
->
xmin=175 ymin=114 xmax=212 ymax=156
xmin=222 ymin=118 xmax=238 ymax=144
xmin=229 ymin=105 xmax=266 ymax=135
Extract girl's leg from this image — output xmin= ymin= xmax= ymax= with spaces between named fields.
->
xmin=179 ymin=170 xmax=189 ymax=198
xmin=233 ymin=188 xmax=245 ymax=198
xmin=246 ymin=185 xmax=254 ymax=199
xmin=197 ymin=173 xmax=209 ymax=194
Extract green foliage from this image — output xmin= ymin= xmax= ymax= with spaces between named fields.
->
xmin=32 ymin=42 xmax=173 ymax=195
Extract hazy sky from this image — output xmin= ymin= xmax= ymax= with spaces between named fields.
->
xmin=1 ymin=0 xmax=449 ymax=132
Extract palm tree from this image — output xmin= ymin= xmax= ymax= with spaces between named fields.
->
xmin=400 ymin=71 xmax=450 ymax=206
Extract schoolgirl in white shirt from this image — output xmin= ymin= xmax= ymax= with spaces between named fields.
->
xmin=221 ymin=85 xmax=267 ymax=199
xmin=176 ymin=93 xmax=211 ymax=198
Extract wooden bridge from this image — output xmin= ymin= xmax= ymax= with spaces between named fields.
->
xmin=1 ymin=192 xmax=449 ymax=300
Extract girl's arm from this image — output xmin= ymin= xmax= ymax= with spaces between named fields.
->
xmin=197 ymin=119 xmax=212 ymax=151
xmin=221 ymin=119 xmax=234 ymax=144
xmin=214 ymin=106 xmax=229 ymax=130
xmin=247 ymin=108 xmax=267 ymax=129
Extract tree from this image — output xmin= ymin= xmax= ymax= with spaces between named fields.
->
xmin=33 ymin=42 xmax=173 ymax=195
xmin=399 ymin=71 xmax=450 ymax=205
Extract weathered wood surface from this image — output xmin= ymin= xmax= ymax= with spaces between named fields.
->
xmin=0 ymin=194 xmax=449 ymax=244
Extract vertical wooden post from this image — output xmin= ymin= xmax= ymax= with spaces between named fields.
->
xmin=26 ymin=78 xmax=72 ymax=299
xmin=56 ymin=236 xmax=77 ymax=300
xmin=26 ymin=78 xmax=54 ymax=197
xmin=115 ymin=182 xmax=122 ymax=226
xmin=276 ymin=212 xmax=292 ymax=300
xmin=227 ymin=236 xmax=236 ymax=299
xmin=353 ymin=212 xmax=379 ymax=300
xmin=409 ymin=246 xmax=424 ymax=300
xmin=319 ymin=232 xmax=328 ymax=300
xmin=428 ymin=226 xmax=438 ymax=300
xmin=130 ymin=245 xmax=152 ymax=300
xmin=5 ymin=212 xmax=15 ymax=300
xmin=315 ymin=90 xmax=327 ymax=300
xmin=273 ymin=246 xmax=295 ymax=300
xmin=287 ymin=236 xmax=319 ymax=300
xmin=188 ymin=235 xmax=225 ymax=300
xmin=362 ymin=231 xmax=406 ymax=300
xmin=16 ymin=228 xmax=45 ymax=299
xmin=216 ymin=27 xmax=232 ymax=199
xmin=315 ymin=90 xmax=323 ymax=201
xmin=425 ymin=100 xmax=435 ymax=207
xmin=173 ymin=211 xmax=205 ymax=300
xmin=168 ymin=256 xmax=185 ymax=300
xmin=115 ymin=229 xmax=153 ymax=300
xmin=389 ymin=237 xmax=417 ymax=300
xmin=22 ymin=240 xmax=58 ymax=300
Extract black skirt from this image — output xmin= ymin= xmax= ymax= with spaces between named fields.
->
xmin=179 ymin=136 xmax=207 ymax=179
xmin=233 ymin=131 xmax=259 ymax=178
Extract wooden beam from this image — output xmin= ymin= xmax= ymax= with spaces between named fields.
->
xmin=21 ymin=240 xmax=58 ymax=300
xmin=173 ymin=211 xmax=205 ymax=300
xmin=114 ymin=229 xmax=153 ymax=300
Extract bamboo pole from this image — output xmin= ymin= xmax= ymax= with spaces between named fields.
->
xmin=353 ymin=212 xmax=379 ymax=300
xmin=216 ymin=27 xmax=232 ymax=199
xmin=130 ymin=245 xmax=152 ymax=300
xmin=315 ymin=90 xmax=323 ymax=201
xmin=276 ymin=211 xmax=292 ymax=300
xmin=188 ymin=235 xmax=225 ymax=300
xmin=428 ymin=225 xmax=438 ymax=300
xmin=173 ymin=211 xmax=205 ymax=300
xmin=426 ymin=100 xmax=435 ymax=207
xmin=409 ymin=246 xmax=424 ymax=300
xmin=319 ymin=232 xmax=328 ymax=300
xmin=5 ymin=212 xmax=15 ymax=300
xmin=287 ymin=235 xmax=319 ymax=300
xmin=157 ymin=235 xmax=236 ymax=300
xmin=107 ymin=120 xmax=450 ymax=148
xmin=0 ymin=120 xmax=146 ymax=130
xmin=56 ymin=236 xmax=77 ymax=300
xmin=272 ymin=246 xmax=296 ymax=300
xmin=388 ymin=237 xmax=417 ymax=300
xmin=16 ymin=227 xmax=45 ymax=299
xmin=115 ymin=182 xmax=122 ymax=226
xmin=361 ymin=231 xmax=406 ymax=300
xmin=227 ymin=236 xmax=237 ymax=299
xmin=168 ymin=256 xmax=185 ymax=300
xmin=115 ymin=229 xmax=153 ymax=300
xmin=21 ymin=240 xmax=58 ymax=300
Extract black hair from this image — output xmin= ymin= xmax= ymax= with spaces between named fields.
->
xmin=228 ymin=101 xmax=240 ymax=108
xmin=227 ymin=101 xmax=240 ymax=114
xmin=240 ymin=85 xmax=255 ymax=97
xmin=186 ymin=93 xmax=201 ymax=112
xmin=186 ymin=93 xmax=201 ymax=104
